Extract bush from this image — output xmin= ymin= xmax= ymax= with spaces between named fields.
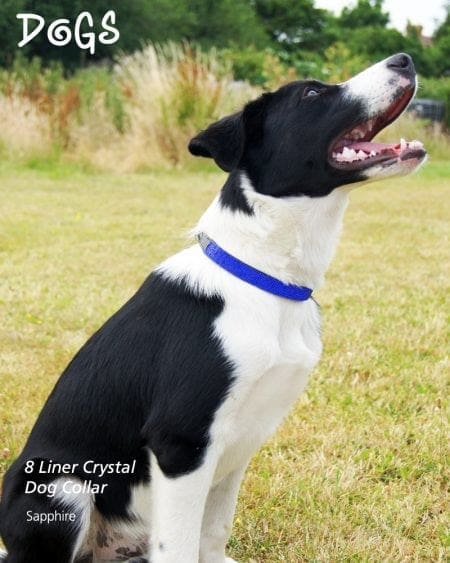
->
xmin=418 ymin=77 xmax=450 ymax=128
xmin=322 ymin=42 xmax=368 ymax=82
xmin=221 ymin=46 xmax=296 ymax=87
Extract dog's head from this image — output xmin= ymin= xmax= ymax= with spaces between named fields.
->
xmin=189 ymin=53 xmax=426 ymax=199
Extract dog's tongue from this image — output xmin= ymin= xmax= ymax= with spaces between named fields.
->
xmin=349 ymin=141 xmax=398 ymax=153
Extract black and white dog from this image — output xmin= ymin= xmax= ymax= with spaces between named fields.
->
xmin=0 ymin=54 xmax=426 ymax=563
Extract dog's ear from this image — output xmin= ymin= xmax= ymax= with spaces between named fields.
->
xmin=188 ymin=93 xmax=272 ymax=172
xmin=188 ymin=111 xmax=244 ymax=172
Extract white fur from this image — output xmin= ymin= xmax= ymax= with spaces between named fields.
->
xmin=343 ymin=54 xmax=416 ymax=118
xmin=150 ymin=451 xmax=218 ymax=562
xmin=52 ymin=477 xmax=93 ymax=562
xmin=149 ymin=175 xmax=350 ymax=561
xmin=363 ymin=152 xmax=428 ymax=180
xmin=199 ymin=467 xmax=244 ymax=563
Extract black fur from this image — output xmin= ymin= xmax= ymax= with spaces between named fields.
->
xmin=189 ymin=80 xmax=369 ymax=213
xmin=188 ymin=111 xmax=244 ymax=172
xmin=0 ymin=272 xmax=233 ymax=560
xmin=219 ymin=170 xmax=255 ymax=215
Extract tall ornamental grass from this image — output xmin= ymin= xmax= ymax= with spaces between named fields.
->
xmin=0 ymin=46 xmax=447 ymax=172
xmin=77 ymin=43 xmax=255 ymax=171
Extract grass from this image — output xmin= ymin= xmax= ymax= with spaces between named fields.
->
xmin=0 ymin=45 xmax=255 ymax=172
xmin=0 ymin=160 xmax=449 ymax=561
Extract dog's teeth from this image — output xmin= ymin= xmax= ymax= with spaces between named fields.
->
xmin=342 ymin=147 xmax=358 ymax=161
xmin=400 ymin=137 xmax=407 ymax=150
xmin=409 ymin=139 xmax=424 ymax=150
xmin=337 ymin=145 xmax=380 ymax=162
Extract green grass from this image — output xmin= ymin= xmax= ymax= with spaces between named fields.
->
xmin=0 ymin=161 xmax=448 ymax=561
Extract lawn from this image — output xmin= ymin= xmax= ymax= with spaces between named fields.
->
xmin=0 ymin=160 xmax=448 ymax=561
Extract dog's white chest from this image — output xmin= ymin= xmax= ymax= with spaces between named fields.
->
xmin=214 ymin=364 xmax=310 ymax=483
xmin=210 ymin=294 xmax=322 ymax=482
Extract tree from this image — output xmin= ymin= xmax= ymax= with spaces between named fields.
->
xmin=401 ymin=24 xmax=433 ymax=76
xmin=13 ymin=0 xmax=168 ymax=68
xmin=254 ymin=0 xmax=337 ymax=52
xmin=432 ymin=3 xmax=450 ymax=75
xmin=330 ymin=0 xmax=436 ymax=75
xmin=7 ymin=0 xmax=268 ymax=69
xmin=434 ymin=2 xmax=450 ymax=41
xmin=182 ymin=0 xmax=268 ymax=48
xmin=346 ymin=26 xmax=405 ymax=60
xmin=339 ymin=0 xmax=389 ymax=29
xmin=0 ymin=0 xmax=27 ymax=66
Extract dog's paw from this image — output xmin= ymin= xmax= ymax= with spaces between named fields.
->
xmin=225 ymin=558 xmax=238 ymax=563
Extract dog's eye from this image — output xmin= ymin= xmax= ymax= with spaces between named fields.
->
xmin=303 ymin=87 xmax=321 ymax=98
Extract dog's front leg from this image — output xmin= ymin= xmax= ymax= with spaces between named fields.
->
xmin=150 ymin=452 xmax=217 ymax=563
xmin=199 ymin=466 xmax=246 ymax=563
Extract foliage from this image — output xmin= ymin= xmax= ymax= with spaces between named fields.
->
xmin=253 ymin=0 xmax=336 ymax=52
xmin=322 ymin=42 xmax=368 ymax=82
xmin=220 ymin=46 xmax=296 ymax=87
xmin=345 ymin=26 xmax=409 ymax=63
xmin=1 ymin=0 xmax=448 ymax=80
xmin=180 ymin=0 xmax=267 ymax=49
xmin=0 ymin=0 xmax=26 ymax=66
xmin=339 ymin=0 xmax=389 ymax=28
xmin=419 ymin=77 xmax=450 ymax=127
xmin=431 ymin=5 xmax=450 ymax=76
xmin=5 ymin=0 xmax=268 ymax=69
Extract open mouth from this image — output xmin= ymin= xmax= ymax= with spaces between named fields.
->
xmin=329 ymin=87 xmax=426 ymax=170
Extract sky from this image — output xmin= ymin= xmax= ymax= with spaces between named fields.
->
xmin=315 ymin=0 xmax=448 ymax=36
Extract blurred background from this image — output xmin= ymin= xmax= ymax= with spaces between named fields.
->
xmin=0 ymin=0 xmax=449 ymax=171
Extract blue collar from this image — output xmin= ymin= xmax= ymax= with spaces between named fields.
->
xmin=197 ymin=233 xmax=313 ymax=301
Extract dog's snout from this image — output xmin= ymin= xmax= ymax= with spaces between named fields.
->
xmin=386 ymin=53 xmax=415 ymax=75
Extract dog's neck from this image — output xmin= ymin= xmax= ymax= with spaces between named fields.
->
xmin=195 ymin=172 xmax=349 ymax=290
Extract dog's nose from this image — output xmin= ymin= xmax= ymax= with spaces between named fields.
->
xmin=386 ymin=53 xmax=415 ymax=75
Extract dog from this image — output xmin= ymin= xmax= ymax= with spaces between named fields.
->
xmin=0 ymin=53 xmax=426 ymax=563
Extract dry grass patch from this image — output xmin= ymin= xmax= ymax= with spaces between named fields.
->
xmin=0 ymin=45 xmax=256 ymax=172
xmin=0 ymin=161 xmax=449 ymax=560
